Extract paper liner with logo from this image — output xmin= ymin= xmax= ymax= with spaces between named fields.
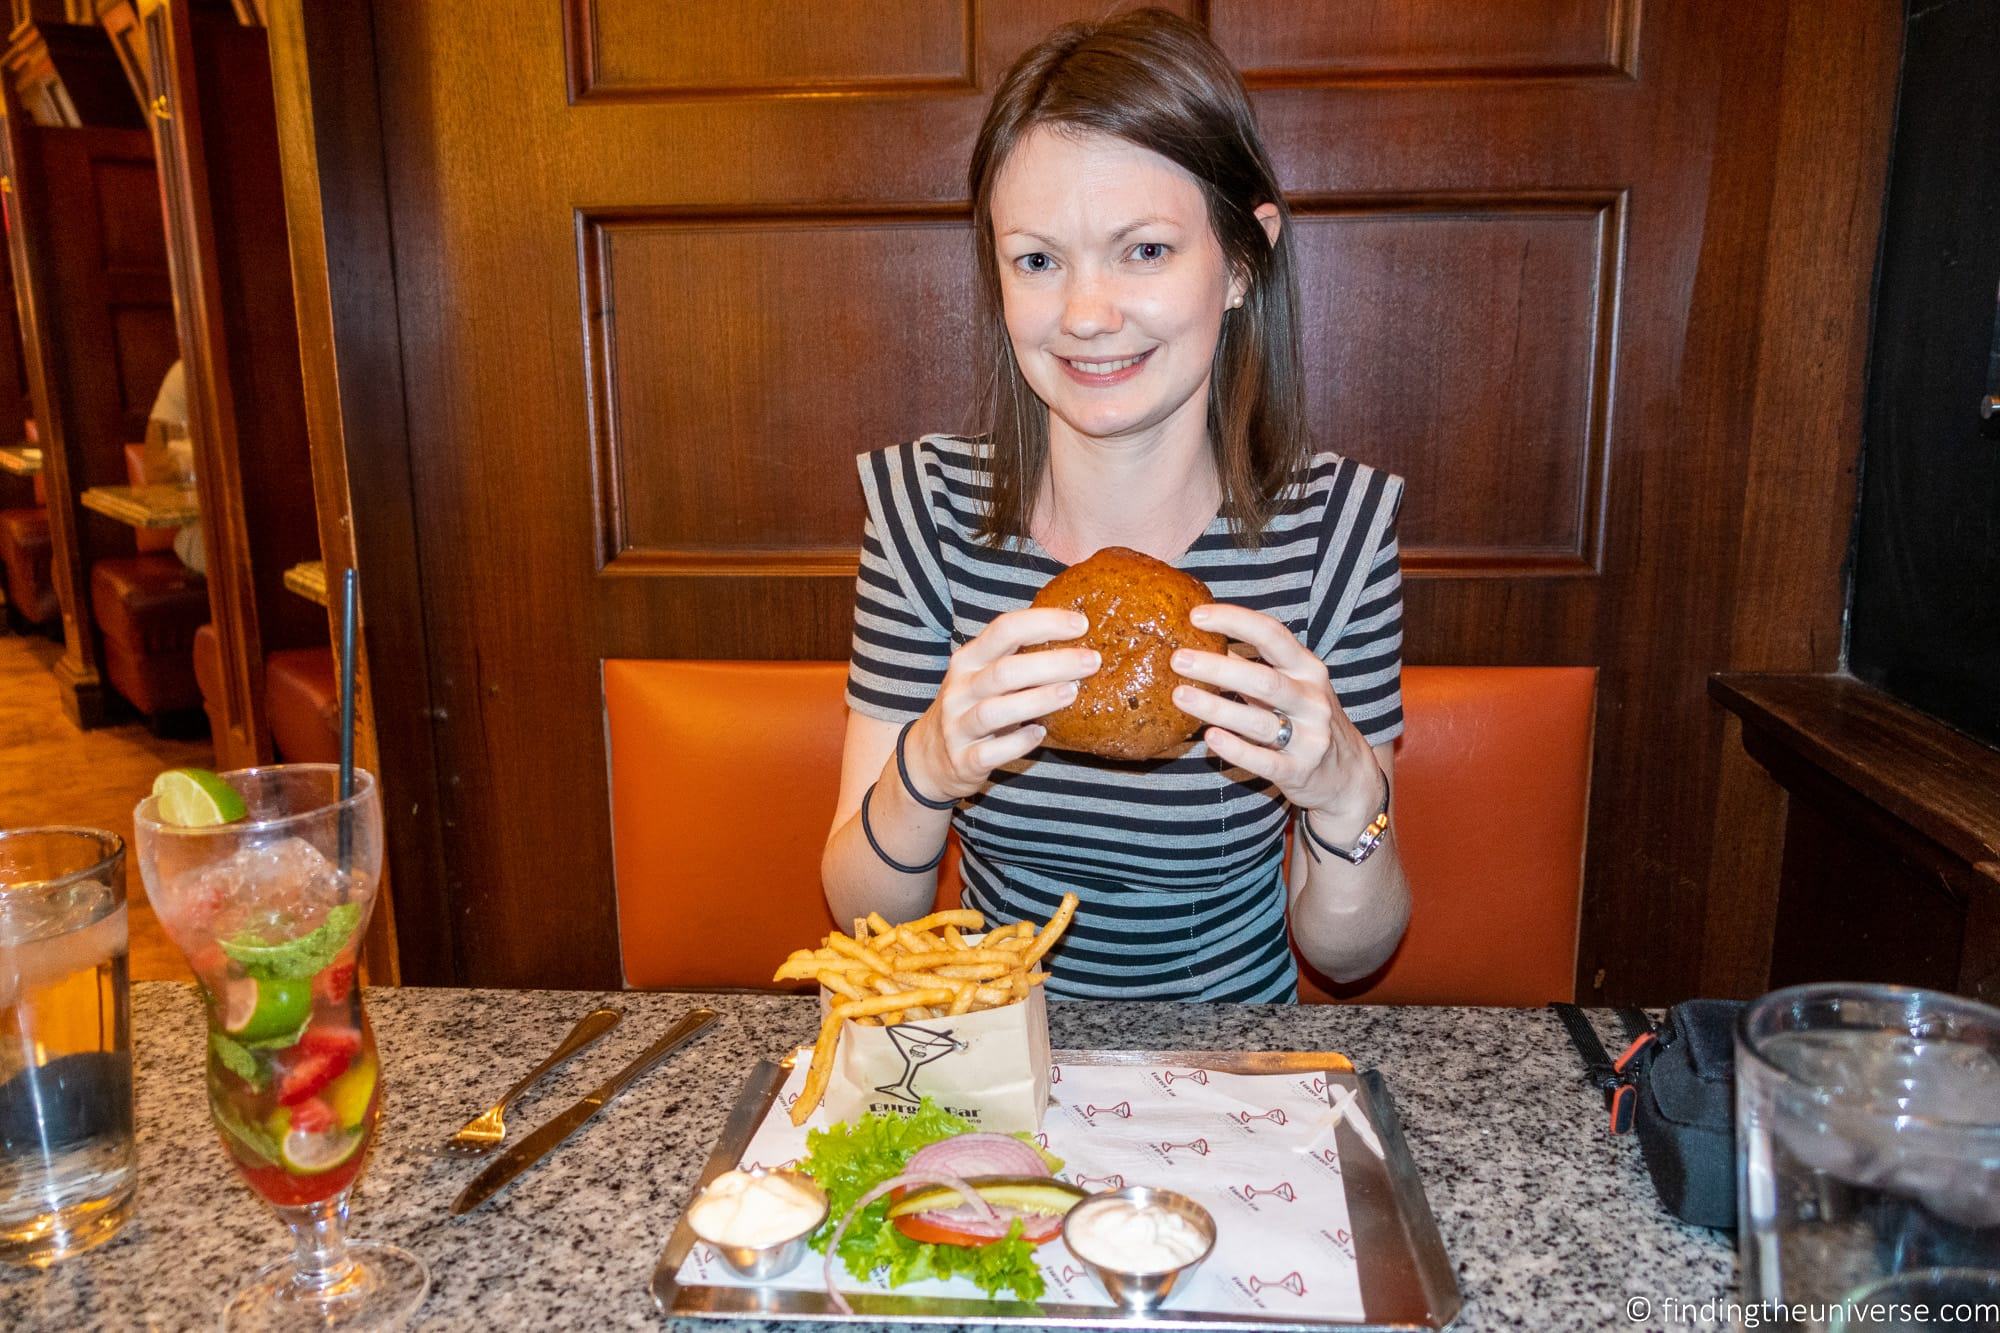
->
xmin=815 ymin=984 xmax=1050 ymax=1133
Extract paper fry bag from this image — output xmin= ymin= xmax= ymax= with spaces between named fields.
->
xmin=817 ymin=985 xmax=1050 ymax=1133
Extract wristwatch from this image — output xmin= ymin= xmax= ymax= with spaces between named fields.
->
xmin=1299 ymin=766 xmax=1392 ymax=865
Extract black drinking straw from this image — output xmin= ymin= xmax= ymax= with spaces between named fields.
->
xmin=337 ymin=568 xmax=358 ymax=876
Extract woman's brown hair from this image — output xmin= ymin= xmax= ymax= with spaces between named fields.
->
xmin=968 ymin=7 xmax=1309 ymax=547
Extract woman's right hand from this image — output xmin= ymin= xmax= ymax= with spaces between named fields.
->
xmin=906 ymin=608 xmax=1098 ymax=800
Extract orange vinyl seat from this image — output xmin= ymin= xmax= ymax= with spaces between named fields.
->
xmin=1294 ymin=667 xmax=1595 ymax=1006
xmin=605 ymin=661 xmax=961 ymax=991
xmin=192 ymin=622 xmax=224 ymax=738
xmin=606 ymin=661 xmax=1593 ymax=1004
xmin=89 ymin=554 xmax=206 ymax=719
xmin=264 ymin=647 xmax=341 ymax=763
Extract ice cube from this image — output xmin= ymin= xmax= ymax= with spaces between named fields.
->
xmin=0 ymin=894 xmax=124 ymax=1008
xmin=167 ymin=836 xmax=350 ymax=941
xmin=0 ymin=878 xmax=112 ymax=948
xmin=1766 ymin=1028 xmax=2000 ymax=1229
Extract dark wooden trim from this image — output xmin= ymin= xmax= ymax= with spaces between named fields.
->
xmin=266 ymin=0 xmax=449 ymax=983
xmin=144 ymin=0 xmax=267 ymax=766
xmin=1711 ymin=673 xmax=2000 ymax=873
xmin=1712 ymin=671 xmax=2000 ymax=1004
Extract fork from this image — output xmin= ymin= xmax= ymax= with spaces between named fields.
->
xmin=440 ymin=1006 xmax=624 ymax=1156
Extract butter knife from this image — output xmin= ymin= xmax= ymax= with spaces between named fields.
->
xmin=451 ymin=1006 xmax=719 ymax=1215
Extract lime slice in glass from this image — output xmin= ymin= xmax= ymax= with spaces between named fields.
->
xmin=152 ymin=768 xmax=248 ymax=827
xmin=278 ymin=1126 xmax=362 ymax=1175
xmin=223 ymin=976 xmax=313 ymax=1043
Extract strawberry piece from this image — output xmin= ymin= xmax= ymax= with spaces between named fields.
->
xmin=288 ymin=1098 xmax=336 ymax=1135
xmin=314 ymin=961 xmax=356 ymax=1005
xmin=298 ymin=1026 xmax=363 ymax=1059
xmin=276 ymin=1050 xmax=350 ymax=1107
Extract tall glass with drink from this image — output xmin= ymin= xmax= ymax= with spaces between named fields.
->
xmin=134 ymin=765 xmax=427 ymax=1329
xmin=0 ymin=827 xmax=133 ymax=1267
xmin=1737 ymin=983 xmax=2000 ymax=1331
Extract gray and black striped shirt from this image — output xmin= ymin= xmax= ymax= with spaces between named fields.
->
xmin=847 ymin=435 xmax=1405 ymax=1003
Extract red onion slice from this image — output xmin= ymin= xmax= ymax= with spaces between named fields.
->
xmin=906 ymin=1132 xmax=1049 ymax=1181
xmin=823 ymin=1169 xmax=999 ymax=1315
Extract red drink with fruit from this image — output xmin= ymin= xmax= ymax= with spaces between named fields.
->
xmin=135 ymin=765 xmax=428 ymax=1329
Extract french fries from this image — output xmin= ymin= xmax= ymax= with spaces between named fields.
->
xmin=776 ymin=892 xmax=1079 ymax=1125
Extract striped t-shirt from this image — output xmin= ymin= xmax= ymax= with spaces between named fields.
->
xmin=846 ymin=435 xmax=1406 ymax=1003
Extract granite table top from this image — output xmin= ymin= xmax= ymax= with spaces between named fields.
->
xmin=1 ymin=984 xmax=1737 ymax=1332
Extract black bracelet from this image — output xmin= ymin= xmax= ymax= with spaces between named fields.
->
xmin=1297 ymin=767 xmax=1392 ymax=866
xmin=860 ymin=781 xmax=948 ymax=874
xmin=895 ymin=719 xmax=959 ymax=810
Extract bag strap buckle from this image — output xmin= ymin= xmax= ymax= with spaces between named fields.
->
xmin=1551 ymin=1003 xmax=1654 ymax=1136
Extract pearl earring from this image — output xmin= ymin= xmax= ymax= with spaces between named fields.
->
xmin=1230 ymin=295 xmax=1243 ymax=308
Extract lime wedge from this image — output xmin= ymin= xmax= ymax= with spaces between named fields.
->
xmin=278 ymin=1125 xmax=362 ymax=1174
xmin=152 ymin=768 xmax=248 ymax=827
xmin=222 ymin=976 xmax=313 ymax=1043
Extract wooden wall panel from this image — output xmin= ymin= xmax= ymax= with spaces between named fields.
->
xmin=571 ymin=0 xmax=972 ymax=99
xmin=587 ymin=210 xmax=976 ymax=569
xmin=276 ymin=0 xmax=1902 ymax=999
xmin=1294 ymin=196 xmax=1617 ymax=572
xmin=1212 ymin=0 xmax=1636 ymax=82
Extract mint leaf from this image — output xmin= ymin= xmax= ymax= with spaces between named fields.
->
xmin=222 ymin=903 xmax=360 ymax=981
xmin=212 ymin=1098 xmax=280 ymax=1165
xmin=208 ymin=1030 xmax=262 ymax=1085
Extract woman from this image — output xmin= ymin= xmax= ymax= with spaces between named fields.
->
xmin=821 ymin=9 xmax=1409 ymax=1003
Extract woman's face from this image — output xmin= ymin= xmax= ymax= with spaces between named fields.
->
xmin=991 ymin=127 xmax=1242 ymax=450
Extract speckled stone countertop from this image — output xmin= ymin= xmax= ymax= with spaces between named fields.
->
xmin=1 ymin=984 xmax=1736 ymax=1331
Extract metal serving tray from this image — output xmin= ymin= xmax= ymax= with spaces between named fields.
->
xmin=651 ymin=1049 xmax=1461 ymax=1331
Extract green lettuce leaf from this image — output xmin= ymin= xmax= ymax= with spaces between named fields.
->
xmin=799 ymin=1099 xmax=1046 ymax=1303
xmin=222 ymin=902 xmax=359 ymax=981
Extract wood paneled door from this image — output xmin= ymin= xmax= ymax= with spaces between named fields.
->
xmin=272 ymin=1 xmax=1900 ymax=998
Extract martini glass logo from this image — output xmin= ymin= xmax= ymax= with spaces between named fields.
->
xmin=1249 ymin=1272 xmax=1307 ymax=1298
xmin=1231 ymin=1107 xmax=1288 ymax=1127
xmin=873 ymin=1023 xmax=967 ymax=1106
xmin=1235 ymin=1181 xmax=1297 ymax=1203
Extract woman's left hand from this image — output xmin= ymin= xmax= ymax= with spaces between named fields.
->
xmin=1170 ymin=603 xmax=1382 ymax=825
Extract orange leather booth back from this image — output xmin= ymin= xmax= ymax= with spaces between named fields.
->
xmin=605 ymin=661 xmax=1594 ymax=1005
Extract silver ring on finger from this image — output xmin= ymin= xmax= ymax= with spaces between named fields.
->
xmin=1270 ymin=708 xmax=1294 ymax=752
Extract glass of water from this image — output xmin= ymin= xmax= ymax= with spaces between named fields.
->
xmin=0 ymin=828 xmax=134 ymax=1267
xmin=1738 ymin=983 xmax=2000 ymax=1329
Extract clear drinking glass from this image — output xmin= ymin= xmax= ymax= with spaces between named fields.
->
xmin=1737 ymin=983 xmax=2000 ymax=1331
xmin=133 ymin=766 xmax=428 ymax=1330
xmin=1828 ymin=1268 xmax=2000 ymax=1331
xmin=0 ymin=828 xmax=134 ymax=1267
